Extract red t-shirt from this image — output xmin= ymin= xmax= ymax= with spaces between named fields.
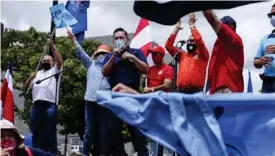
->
xmin=208 ymin=23 xmax=244 ymax=94
xmin=148 ymin=64 xmax=173 ymax=92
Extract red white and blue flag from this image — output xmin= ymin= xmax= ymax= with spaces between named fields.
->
xmin=1 ymin=63 xmax=14 ymax=123
xmin=130 ymin=18 xmax=153 ymax=66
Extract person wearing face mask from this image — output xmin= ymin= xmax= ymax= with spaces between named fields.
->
xmin=254 ymin=4 xmax=275 ymax=93
xmin=143 ymin=46 xmax=174 ymax=156
xmin=165 ymin=13 xmax=209 ymax=94
xmin=203 ymin=10 xmax=244 ymax=94
xmin=25 ymin=40 xmax=63 ymax=153
xmin=102 ymin=27 xmax=149 ymax=156
xmin=1 ymin=119 xmax=64 ymax=156
xmin=67 ymin=31 xmax=112 ymax=156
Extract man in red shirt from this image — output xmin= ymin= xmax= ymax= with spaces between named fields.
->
xmin=203 ymin=10 xmax=244 ymax=94
xmin=143 ymin=45 xmax=173 ymax=156
xmin=144 ymin=46 xmax=173 ymax=93
xmin=165 ymin=13 xmax=209 ymax=94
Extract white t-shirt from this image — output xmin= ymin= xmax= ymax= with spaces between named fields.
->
xmin=32 ymin=64 xmax=62 ymax=104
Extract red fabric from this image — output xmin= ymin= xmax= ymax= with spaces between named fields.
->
xmin=148 ymin=45 xmax=165 ymax=55
xmin=26 ymin=147 xmax=33 ymax=156
xmin=165 ymin=28 xmax=209 ymax=88
xmin=140 ymin=42 xmax=153 ymax=57
xmin=1 ymin=74 xmax=14 ymax=123
xmin=148 ymin=64 xmax=173 ymax=92
xmin=208 ymin=23 xmax=244 ymax=94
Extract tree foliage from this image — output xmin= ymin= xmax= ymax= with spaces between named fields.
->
xmin=1 ymin=27 xmax=99 ymax=138
xmin=1 ymin=27 xmax=131 ymax=142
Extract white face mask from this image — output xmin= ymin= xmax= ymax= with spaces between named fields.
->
xmin=270 ymin=16 xmax=275 ymax=27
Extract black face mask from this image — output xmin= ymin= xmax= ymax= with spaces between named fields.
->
xmin=186 ymin=43 xmax=197 ymax=53
xmin=42 ymin=63 xmax=51 ymax=70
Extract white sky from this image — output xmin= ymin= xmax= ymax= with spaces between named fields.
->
xmin=2 ymin=0 xmax=274 ymax=93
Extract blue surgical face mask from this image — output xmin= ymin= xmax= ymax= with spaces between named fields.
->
xmin=95 ymin=54 xmax=106 ymax=64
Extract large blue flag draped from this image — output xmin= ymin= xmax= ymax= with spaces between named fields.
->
xmin=247 ymin=70 xmax=253 ymax=93
xmin=134 ymin=1 xmax=266 ymax=25
xmin=96 ymin=91 xmax=275 ymax=156
xmin=65 ymin=0 xmax=90 ymax=43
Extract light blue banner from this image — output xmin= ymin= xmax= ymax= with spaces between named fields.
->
xmin=50 ymin=3 xmax=78 ymax=28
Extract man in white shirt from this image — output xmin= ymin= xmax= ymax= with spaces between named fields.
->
xmin=25 ymin=40 xmax=63 ymax=153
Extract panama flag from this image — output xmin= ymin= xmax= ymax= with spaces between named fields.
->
xmin=130 ymin=18 xmax=153 ymax=66
xmin=1 ymin=63 xmax=14 ymax=123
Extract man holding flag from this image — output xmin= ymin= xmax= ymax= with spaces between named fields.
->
xmin=25 ymin=40 xmax=63 ymax=153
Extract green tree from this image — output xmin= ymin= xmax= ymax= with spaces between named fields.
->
xmin=1 ymin=27 xmax=131 ymax=142
xmin=1 ymin=27 xmax=99 ymax=138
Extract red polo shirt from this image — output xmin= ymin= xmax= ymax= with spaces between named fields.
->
xmin=148 ymin=64 xmax=173 ymax=92
xmin=208 ymin=23 xmax=244 ymax=94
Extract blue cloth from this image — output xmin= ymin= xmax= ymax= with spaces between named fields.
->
xmin=96 ymin=91 xmax=275 ymax=156
xmin=133 ymin=1 xmax=263 ymax=25
xmin=148 ymin=140 xmax=173 ymax=156
xmin=30 ymin=101 xmax=57 ymax=153
xmin=50 ymin=3 xmax=78 ymax=28
xmin=75 ymin=41 xmax=110 ymax=102
xmin=65 ymin=0 xmax=90 ymax=43
xmin=255 ymin=35 xmax=275 ymax=77
xmin=103 ymin=48 xmax=148 ymax=88
xmin=83 ymin=101 xmax=110 ymax=155
xmin=24 ymin=133 xmax=33 ymax=147
xmin=247 ymin=70 xmax=253 ymax=92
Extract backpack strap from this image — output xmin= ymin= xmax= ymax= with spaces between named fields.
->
xmin=25 ymin=147 xmax=33 ymax=156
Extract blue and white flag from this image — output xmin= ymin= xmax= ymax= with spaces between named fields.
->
xmin=134 ymin=1 xmax=265 ymax=25
xmin=96 ymin=91 xmax=275 ymax=156
xmin=65 ymin=0 xmax=90 ymax=43
xmin=50 ymin=3 xmax=78 ymax=28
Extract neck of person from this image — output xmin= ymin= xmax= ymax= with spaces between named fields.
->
xmin=155 ymin=61 xmax=164 ymax=67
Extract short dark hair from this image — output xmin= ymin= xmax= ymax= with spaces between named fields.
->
xmin=272 ymin=4 xmax=275 ymax=7
xmin=113 ymin=27 xmax=128 ymax=39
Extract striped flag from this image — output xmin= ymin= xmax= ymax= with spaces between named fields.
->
xmin=130 ymin=18 xmax=153 ymax=65
xmin=1 ymin=62 xmax=14 ymax=123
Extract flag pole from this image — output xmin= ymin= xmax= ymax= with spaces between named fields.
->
xmin=49 ymin=0 xmax=58 ymax=56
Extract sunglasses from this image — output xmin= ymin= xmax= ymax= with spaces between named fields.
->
xmin=114 ymin=36 xmax=125 ymax=40
xmin=267 ymin=12 xmax=275 ymax=18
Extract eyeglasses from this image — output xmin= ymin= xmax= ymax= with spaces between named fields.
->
xmin=114 ymin=36 xmax=125 ymax=40
xmin=267 ymin=12 xmax=275 ymax=18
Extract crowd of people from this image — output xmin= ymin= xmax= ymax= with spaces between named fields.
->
xmin=1 ymin=4 xmax=275 ymax=156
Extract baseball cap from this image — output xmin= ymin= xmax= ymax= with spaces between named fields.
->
xmin=149 ymin=46 xmax=165 ymax=56
xmin=220 ymin=16 xmax=236 ymax=27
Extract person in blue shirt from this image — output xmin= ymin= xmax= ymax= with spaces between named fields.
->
xmin=102 ymin=27 xmax=149 ymax=156
xmin=254 ymin=4 xmax=275 ymax=93
xmin=67 ymin=31 xmax=112 ymax=156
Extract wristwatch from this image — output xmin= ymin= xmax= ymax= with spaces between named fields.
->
xmin=151 ymin=87 xmax=155 ymax=92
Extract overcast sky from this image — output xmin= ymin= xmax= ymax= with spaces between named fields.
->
xmin=2 ymin=1 xmax=274 ymax=93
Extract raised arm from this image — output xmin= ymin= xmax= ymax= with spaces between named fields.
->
xmin=165 ymin=21 xmax=185 ymax=58
xmin=67 ymin=31 xmax=92 ymax=68
xmin=203 ymin=10 xmax=221 ymax=34
xmin=188 ymin=13 xmax=209 ymax=61
xmin=49 ymin=40 xmax=63 ymax=70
